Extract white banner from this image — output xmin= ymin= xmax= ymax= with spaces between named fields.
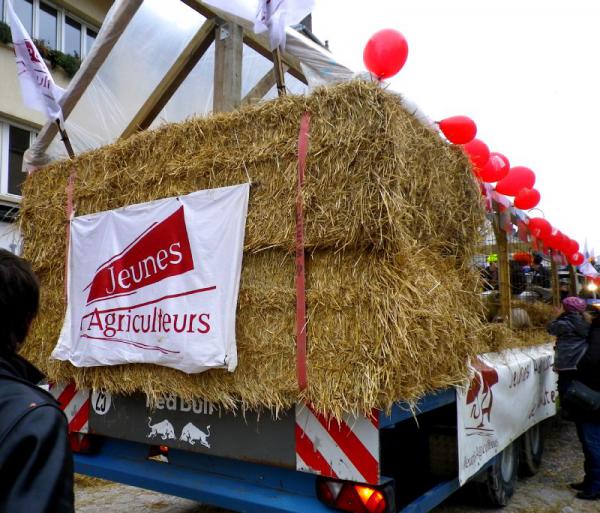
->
xmin=457 ymin=344 xmax=557 ymax=484
xmin=53 ymin=184 xmax=249 ymax=374
xmin=7 ymin=0 xmax=64 ymax=121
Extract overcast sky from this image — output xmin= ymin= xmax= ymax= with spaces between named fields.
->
xmin=313 ymin=0 xmax=600 ymax=255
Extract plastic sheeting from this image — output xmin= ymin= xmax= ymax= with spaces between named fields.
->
xmin=43 ymin=0 xmax=206 ymax=160
xmin=149 ymin=42 xmax=306 ymax=129
xmin=24 ymin=0 xmax=433 ymax=168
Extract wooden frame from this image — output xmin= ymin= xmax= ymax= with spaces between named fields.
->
xmin=213 ymin=21 xmax=244 ymax=113
xmin=30 ymin=0 xmax=144 ymax=155
xmin=493 ymin=214 xmax=512 ymax=327
xmin=121 ymin=18 xmax=216 ymax=137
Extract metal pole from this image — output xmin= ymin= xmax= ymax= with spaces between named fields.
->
xmin=272 ymin=47 xmax=287 ymax=97
xmin=55 ymin=119 xmax=75 ymax=159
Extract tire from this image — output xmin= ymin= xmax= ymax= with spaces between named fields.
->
xmin=473 ymin=441 xmax=519 ymax=507
xmin=520 ymin=422 xmax=544 ymax=477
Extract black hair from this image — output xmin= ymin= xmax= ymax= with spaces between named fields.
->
xmin=533 ymin=254 xmax=543 ymax=265
xmin=0 ymin=250 xmax=39 ymax=354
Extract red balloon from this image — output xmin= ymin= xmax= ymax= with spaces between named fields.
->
xmin=478 ymin=153 xmax=510 ymax=183
xmin=564 ymin=239 xmax=580 ymax=255
xmin=514 ymin=188 xmax=541 ymax=210
xmin=528 ymin=217 xmax=551 ymax=240
xmin=363 ymin=29 xmax=409 ymax=79
xmin=569 ymin=252 xmax=585 ymax=266
xmin=573 ymin=240 xmax=581 ymax=253
xmin=557 ymin=233 xmax=571 ymax=253
xmin=545 ymin=229 xmax=564 ymax=249
xmin=439 ymin=116 xmax=477 ymax=144
xmin=495 ymin=166 xmax=536 ymax=196
xmin=463 ymin=139 xmax=490 ymax=169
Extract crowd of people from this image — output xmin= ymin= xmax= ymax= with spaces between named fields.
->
xmin=481 ymin=252 xmax=551 ymax=293
xmin=549 ymin=296 xmax=600 ymax=501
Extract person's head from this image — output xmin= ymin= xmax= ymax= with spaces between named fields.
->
xmin=562 ymin=296 xmax=587 ymax=314
xmin=532 ymin=254 xmax=543 ymax=268
xmin=0 ymin=250 xmax=39 ymax=355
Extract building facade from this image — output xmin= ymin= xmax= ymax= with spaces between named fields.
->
xmin=0 ymin=0 xmax=112 ymax=251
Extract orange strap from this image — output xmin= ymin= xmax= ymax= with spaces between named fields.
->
xmin=295 ymin=113 xmax=310 ymax=391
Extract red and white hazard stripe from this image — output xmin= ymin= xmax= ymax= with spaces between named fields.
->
xmin=49 ymin=382 xmax=90 ymax=434
xmin=295 ymin=404 xmax=380 ymax=484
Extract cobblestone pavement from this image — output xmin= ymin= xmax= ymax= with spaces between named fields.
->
xmin=75 ymin=417 xmax=597 ymax=513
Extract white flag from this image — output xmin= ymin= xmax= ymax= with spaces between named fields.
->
xmin=580 ymin=261 xmax=599 ymax=277
xmin=203 ymin=0 xmax=314 ymax=50
xmin=7 ymin=0 xmax=64 ymax=122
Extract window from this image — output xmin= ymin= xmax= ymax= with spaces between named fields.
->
xmin=86 ymin=28 xmax=97 ymax=55
xmin=64 ymin=15 xmax=81 ymax=57
xmin=13 ymin=0 xmax=33 ymax=35
xmin=7 ymin=126 xmax=29 ymax=196
xmin=0 ymin=120 xmax=35 ymax=198
xmin=38 ymin=2 xmax=58 ymax=49
xmin=1 ymin=1 xmax=100 ymax=59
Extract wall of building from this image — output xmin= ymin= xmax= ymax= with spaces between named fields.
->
xmin=0 ymin=0 xmax=113 ymax=126
xmin=60 ymin=0 xmax=113 ymax=27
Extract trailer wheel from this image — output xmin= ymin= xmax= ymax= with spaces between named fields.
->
xmin=520 ymin=422 xmax=544 ymax=477
xmin=474 ymin=441 xmax=519 ymax=507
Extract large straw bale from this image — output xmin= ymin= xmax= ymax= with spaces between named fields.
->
xmin=20 ymin=81 xmax=489 ymax=416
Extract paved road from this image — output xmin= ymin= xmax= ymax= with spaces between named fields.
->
xmin=75 ymin=417 xmax=597 ymax=513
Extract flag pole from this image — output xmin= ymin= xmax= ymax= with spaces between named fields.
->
xmin=272 ymin=47 xmax=287 ymax=97
xmin=55 ymin=119 xmax=75 ymax=159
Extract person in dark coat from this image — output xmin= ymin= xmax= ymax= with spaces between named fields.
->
xmin=531 ymin=254 xmax=551 ymax=288
xmin=560 ymin=311 xmax=600 ymax=501
xmin=0 ymin=249 xmax=74 ymax=512
xmin=548 ymin=296 xmax=590 ymax=373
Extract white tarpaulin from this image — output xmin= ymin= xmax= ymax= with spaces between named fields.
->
xmin=457 ymin=344 xmax=557 ymax=484
xmin=52 ymin=184 xmax=249 ymax=374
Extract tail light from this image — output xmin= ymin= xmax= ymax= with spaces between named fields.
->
xmin=69 ymin=432 xmax=99 ymax=454
xmin=316 ymin=478 xmax=394 ymax=513
xmin=147 ymin=444 xmax=170 ymax=463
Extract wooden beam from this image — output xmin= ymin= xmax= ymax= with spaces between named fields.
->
xmin=494 ymin=216 xmax=512 ymax=328
xmin=213 ymin=22 xmax=244 ymax=112
xmin=243 ymin=35 xmax=307 ymax=84
xmin=179 ymin=0 xmax=307 ymax=84
xmin=121 ymin=19 xmax=216 ymax=138
xmin=568 ymin=265 xmax=577 ymax=296
xmin=29 ymin=0 xmax=143 ymax=161
xmin=551 ymin=256 xmax=561 ymax=307
xmin=241 ymin=64 xmax=289 ymax=106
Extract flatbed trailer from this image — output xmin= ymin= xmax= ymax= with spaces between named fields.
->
xmin=60 ymin=345 xmax=556 ymax=513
